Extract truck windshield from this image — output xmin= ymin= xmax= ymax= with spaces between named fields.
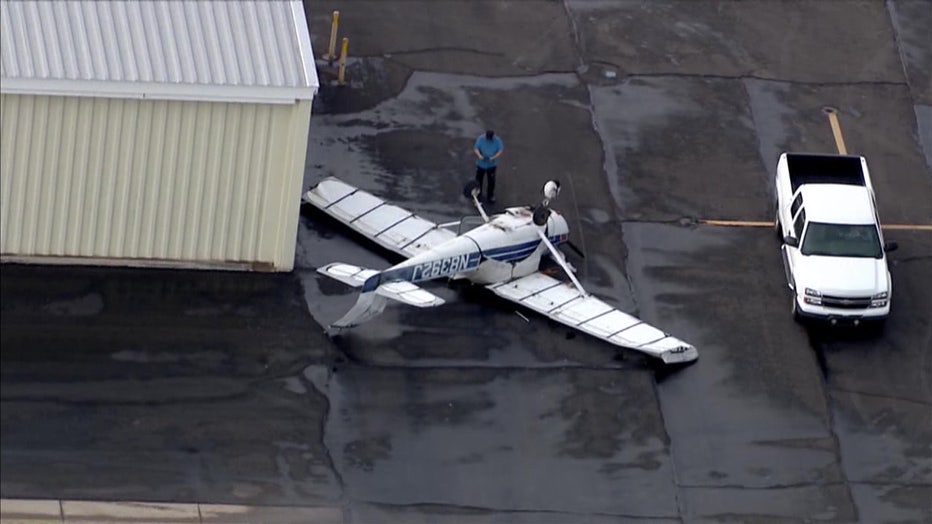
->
xmin=801 ymin=222 xmax=883 ymax=258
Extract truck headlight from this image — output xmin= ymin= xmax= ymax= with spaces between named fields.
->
xmin=870 ymin=291 xmax=888 ymax=307
xmin=804 ymin=288 xmax=822 ymax=305
xmin=872 ymin=291 xmax=888 ymax=299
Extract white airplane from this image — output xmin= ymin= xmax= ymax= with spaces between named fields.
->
xmin=302 ymin=177 xmax=698 ymax=365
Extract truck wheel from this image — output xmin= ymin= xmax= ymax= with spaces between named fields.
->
xmin=791 ymin=297 xmax=803 ymax=323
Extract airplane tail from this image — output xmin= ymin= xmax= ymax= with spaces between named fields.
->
xmin=317 ymin=263 xmax=445 ymax=328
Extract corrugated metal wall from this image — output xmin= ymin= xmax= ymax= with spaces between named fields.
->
xmin=0 ymin=94 xmax=311 ymax=271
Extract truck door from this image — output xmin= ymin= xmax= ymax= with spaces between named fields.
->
xmin=781 ymin=206 xmax=806 ymax=289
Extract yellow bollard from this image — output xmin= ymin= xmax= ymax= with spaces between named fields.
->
xmin=324 ymin=10 xmax=340 ymax=64
xmin=337 ymin=37 xmax=349 ymax=86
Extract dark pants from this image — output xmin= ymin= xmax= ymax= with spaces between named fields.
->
xmin=475 ymin=166 xmax=497 ymax=200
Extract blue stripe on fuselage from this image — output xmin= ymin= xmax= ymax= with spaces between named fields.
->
xmin=484 ymin=237 xmax=564 ymax=262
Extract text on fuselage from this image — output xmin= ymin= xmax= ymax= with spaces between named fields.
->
xmin=412 ymin=253 xmax=480 ymax=281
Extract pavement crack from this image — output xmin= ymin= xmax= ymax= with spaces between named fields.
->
xmin=333 ymin=363 xmax=641 ymax=372
xmin=301 ymin=365 xmax=349 ymax=513
xmin=805 ymin=331 xmax=859 ymax=520
xmin=827 ymin=386 xmax=932 ymax=408
xmin=616 ymin=72 xmax=909 ymax=88
xmin=0 ymin=393 xmax=251 ymax=407
xmin=358 ymin=501 xmax=676 ymax=520
xmin=378 ymin=47 xmax=504 ymax=59
xmin=884 ymin=0 xmax=914 ymax=92
xmin=679 ymin=480 xmax=851 ymax=490
xmin=561 ymin=0 xmax=587 ymax=71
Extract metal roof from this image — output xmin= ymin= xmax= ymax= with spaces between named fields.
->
xmin=0 ymin=0 xmax=318 ymax=104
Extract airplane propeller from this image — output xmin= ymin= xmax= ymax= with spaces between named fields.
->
xmin=462 ymin=180 xmax=490 ymax=223
xmin=566 ymin=240 xmax=586 ymax=259
xmin=531 ymin=179 xmax=588 ymax=295
xmin=537 ymin=229 xmax=587 ymax=296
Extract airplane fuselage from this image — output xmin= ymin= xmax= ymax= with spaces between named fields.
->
xmin=362 ymin=206 xmax=569 ymax=292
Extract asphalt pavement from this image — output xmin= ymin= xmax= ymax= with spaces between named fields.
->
xmin=2 ymin=1 xmax=931 ymax=522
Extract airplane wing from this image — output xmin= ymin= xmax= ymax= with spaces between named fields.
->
xmin=487 ymin=272 xmax=698 ymax=364
xmin=303 ymin=177 xmax=458 ymax=258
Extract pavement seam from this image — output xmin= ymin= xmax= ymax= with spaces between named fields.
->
xmin=883 ymin=0 xmax=914 ymax=93
xmin=380 ymin=46 xmax=504 ymax=58
xmin=827 ymin=386 xmax=932 ymax=408
xmin=806 ymin=330 xmax=861 ymax=521
xmin=359 ymin=500 xmax=676 ymax=520
xmin=327 ymin=364 xmax=643 ymax=372
xmin=304 ymin=365 xmax=350 ymax=517
xmin=647 ymin=362 xmax=686 ymax=521
xmin=318 ymin=58 xmax=912 ymax=87
xmin=677 ymin=479 xmax=930 ymax=489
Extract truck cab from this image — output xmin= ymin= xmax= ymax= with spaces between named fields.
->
xmin=774 ymin=153 xmax=897 ymax=324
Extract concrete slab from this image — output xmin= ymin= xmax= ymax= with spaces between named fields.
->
xmin=849 ymin=484 xmax=932 ymax=524
xmin=624 ymin=223 xmax=843 ymax=501
xmin=590 ymin=76 xmax=771 ymax=223
xmin=327 ymin=366 xmax=677 ymax=518
xmin=681 ymin=484 xmax=856 ymax=522
xmin=1 ymin=265 xmax=341 ymax=506
xmin=305 ymin=1 xmax=579 ymax=77
xmin=888 ymin=0 xmax=932 ymax=104
xmin=916 ymin=105 xmax=932 ymax=175
xmin=744 ymin=81 xmax=932 ymax=224
xmin=565 ymin=0 xmax=904 ymax=82
xmin=830 ymin=389 xmax=931 ymax=484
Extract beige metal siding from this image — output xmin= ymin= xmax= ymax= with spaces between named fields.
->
xmin=1 ymin=93 xmax=311 ymax=271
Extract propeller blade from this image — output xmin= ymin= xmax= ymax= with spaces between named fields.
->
xmin=537 ymin=229 xmax=587 ymax=296
xmin=567 ymin=240 xmax=585 ymax=259
xmin=463 ymin=180 xmax=489 ymax=223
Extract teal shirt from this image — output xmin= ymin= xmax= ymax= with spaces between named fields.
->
xmin=475 ymin=135 xmax=504 ymax=169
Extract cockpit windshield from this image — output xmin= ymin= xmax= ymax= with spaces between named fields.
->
xmin=801 ymin=222 xmax=883 ymax=258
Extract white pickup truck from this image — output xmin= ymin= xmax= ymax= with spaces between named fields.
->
xmin=774 ymin=153 xmax=898 ymax=326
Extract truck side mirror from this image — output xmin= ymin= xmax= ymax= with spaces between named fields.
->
xmin=884 ymin=241 xmax=898 ymax=252
xmin=783 ymin=235 xmax=799 ymax=247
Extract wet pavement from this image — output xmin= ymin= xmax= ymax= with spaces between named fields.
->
xmin=3 ymin=0 xmax=931 ymax=522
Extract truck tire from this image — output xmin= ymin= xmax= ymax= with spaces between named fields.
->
xmin=791 ymin=297 xmax=803 ymax=323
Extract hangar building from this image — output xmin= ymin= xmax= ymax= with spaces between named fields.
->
xmin=0 ymin=0 xmax=319 ymax=271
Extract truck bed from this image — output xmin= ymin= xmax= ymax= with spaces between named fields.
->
xmin=786 ymin=153 xmax=866 ymax=192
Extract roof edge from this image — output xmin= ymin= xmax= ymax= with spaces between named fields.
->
xmin=0 ymin=78 xmax=318 ymax=105
xmin=290 ymin=0 xmax=320 ymax=90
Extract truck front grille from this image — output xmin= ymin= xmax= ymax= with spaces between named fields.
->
xmin=822 ymin=295 xmax=872 ymax=309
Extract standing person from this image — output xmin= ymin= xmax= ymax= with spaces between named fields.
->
xmin=473 ymin=130 xmax=504 ymax=203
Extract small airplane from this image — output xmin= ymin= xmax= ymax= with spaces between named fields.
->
xmin=301 ymin=177 xmax=698 ymax=365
